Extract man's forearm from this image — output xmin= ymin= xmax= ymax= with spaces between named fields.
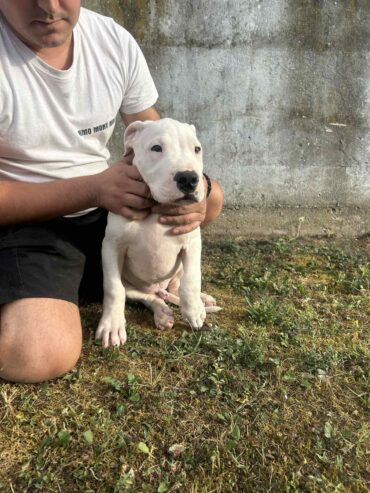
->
xmin=0 ymin=175 xmax=98 ymax=226
xmin=202 ymin=178 xmax=223 ymax=227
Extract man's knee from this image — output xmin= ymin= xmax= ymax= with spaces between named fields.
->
xmin=0 ymin=298 xmax=82 ymax=384
xmin=0 ymin=334 xmax=82 ymax=384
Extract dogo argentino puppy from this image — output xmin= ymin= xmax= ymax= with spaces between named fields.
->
xmin=96 ymin=118 xmax=220 ymax=348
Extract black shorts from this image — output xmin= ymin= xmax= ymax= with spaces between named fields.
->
xmin=0 ymin=208 xmax=108 ymax=306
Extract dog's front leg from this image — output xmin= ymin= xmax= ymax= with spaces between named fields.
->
xmin=179 ymin=235 xmax=206 ymax=329
xmin=96 ymin=235 xmax=127 ymax=347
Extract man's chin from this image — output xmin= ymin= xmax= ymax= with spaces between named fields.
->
xmin=26 ymin=22 xmax=73 ymax=49
xmin=20 ymin=33 xmax=70 ymax=51
xmin=41 ymin=38 xmax=68 ymax=48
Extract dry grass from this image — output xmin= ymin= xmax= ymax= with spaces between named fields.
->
xmin=0 ymin=237 xmax=369 ymax=492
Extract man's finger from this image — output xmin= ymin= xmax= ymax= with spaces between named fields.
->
xmin=170 ymin=221 xmax=202 ymax=236
xmin=159 ymin=213 xmax=203 ymax=226
xmin=125 ymin=164 xmax=145 ymax=181
xmin=122 ymin=193 xmax=155 ymax=209
xmin=152 ymin=203 xmax=200 ymax=216
xmin=127 ymin=178 xmax=152 ymax=198
xmin=152 ymin=204 xmax=182 ymax=216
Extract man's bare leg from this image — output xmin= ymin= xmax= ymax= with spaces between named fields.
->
xmin=0 ymin=298 xmax=82 ymax=384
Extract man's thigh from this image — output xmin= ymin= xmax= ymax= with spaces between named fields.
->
xmin=0 ymin=221 xmax=85 ymax=305
xmin=0 ymin=208 xmax=107 ymax=306
xmin=0 ymin=297 xmax=82 ymax=383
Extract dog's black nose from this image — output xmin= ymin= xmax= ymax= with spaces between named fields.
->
xmin=174 ymin=171 xmax=199 ymax=194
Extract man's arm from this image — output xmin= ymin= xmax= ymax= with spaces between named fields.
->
xmin=0 ymin=163 xmax=155 ymax=226
xmin=0 ymin=107 xmax=161 ymax=227
xmin=122 ymin=106 xmax=160 ymax=126
xmin=0 ymin=105 xmax=223 ymax=229
xmin=0 ymin=175 xmax=96 ymax=226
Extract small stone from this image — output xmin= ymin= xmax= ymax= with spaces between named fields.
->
xmin=168 ymin=443 xmax=186 ymax=458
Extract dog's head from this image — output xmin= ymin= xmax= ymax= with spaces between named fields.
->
xmin=124 ymin=118 xmax=205 ymax=204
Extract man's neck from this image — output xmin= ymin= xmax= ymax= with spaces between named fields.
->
xmin=34 ymin=35 xmax=74 ymax=70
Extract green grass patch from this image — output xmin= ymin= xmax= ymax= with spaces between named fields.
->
xmin=1 ymin=238 xmax=369 ymax=492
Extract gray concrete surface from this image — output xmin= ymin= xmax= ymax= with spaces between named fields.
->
xmin=82 ymin=1 xmax=370 ymax=236
xmin=204 ymin=205 xmax=370 ymax=239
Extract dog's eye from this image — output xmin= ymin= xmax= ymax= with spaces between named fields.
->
xmin=195 ymin=146 xmax=201 ymax=154
xmin=151 ymin=145 xmax=162 ymax=152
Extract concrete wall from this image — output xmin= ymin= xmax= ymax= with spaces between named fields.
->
xmin=83 ymin=0 xmax=370 ymax=209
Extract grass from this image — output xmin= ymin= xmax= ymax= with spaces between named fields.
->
xmin=0 ymin=237 xmax=369 ymax=492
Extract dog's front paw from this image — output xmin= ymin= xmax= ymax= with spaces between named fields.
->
xmin=95 ymin=312 xmax=127 ymax=348
xmin=181 ymin=300 xmax=206 ymax=330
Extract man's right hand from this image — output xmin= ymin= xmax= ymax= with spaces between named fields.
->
xmin=94 ymin=157 xmax=155 ymax=220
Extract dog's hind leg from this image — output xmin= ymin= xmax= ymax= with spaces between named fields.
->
xmin=125 ymin=286 xmax=175 ymax=330
xmin=165 ymin=274 xmax=221 ymax=312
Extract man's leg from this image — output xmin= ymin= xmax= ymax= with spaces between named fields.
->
xmin=0 ymin=298 xmax=82 ymax=384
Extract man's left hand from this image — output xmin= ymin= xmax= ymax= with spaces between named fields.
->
xmin=152 ymin=195 xmax=207 ymax=235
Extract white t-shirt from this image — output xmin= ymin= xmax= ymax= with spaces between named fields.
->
xmin=0 ymin=7 xmax=158 ymax=187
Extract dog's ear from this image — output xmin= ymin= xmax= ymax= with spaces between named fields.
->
xmin=190 ymin=124 xmax=196 ymax=134
xmin=123 ymin=120 xmax=150 ymax=156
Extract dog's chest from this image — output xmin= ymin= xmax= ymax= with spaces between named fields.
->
xmin=128 ymin=218 xmax=182 ymax=265
xmin=109 ymin=214 xmax=191 ymax=285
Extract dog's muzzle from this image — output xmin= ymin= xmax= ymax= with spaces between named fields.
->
xmin=174 ymin=171 xmax=199 ymax=195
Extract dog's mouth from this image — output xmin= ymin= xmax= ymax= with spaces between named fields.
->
xmin=173 ymin=194 xmax=198 ymax=205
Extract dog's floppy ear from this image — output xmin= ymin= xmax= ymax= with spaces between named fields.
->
xmin=123 ymin=120 xmax=150 ymax=156
xmin=190 ymin=124 xmax=196 ymax=134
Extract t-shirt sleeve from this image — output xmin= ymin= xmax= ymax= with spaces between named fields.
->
xmin=120 ymin=34 xmax=159 ymax=115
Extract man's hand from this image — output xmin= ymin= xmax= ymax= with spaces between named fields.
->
xmin=152 ymin=194 xmax=207 ymax=235
xmin=95 ymin=155 xmax=155 ymax=220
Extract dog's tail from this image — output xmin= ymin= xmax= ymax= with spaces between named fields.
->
xmin=205 ymin=306 xmax=223 ymax=313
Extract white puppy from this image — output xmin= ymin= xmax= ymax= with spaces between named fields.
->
xmin=96 ymin=118 xmax=220 ymax=348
